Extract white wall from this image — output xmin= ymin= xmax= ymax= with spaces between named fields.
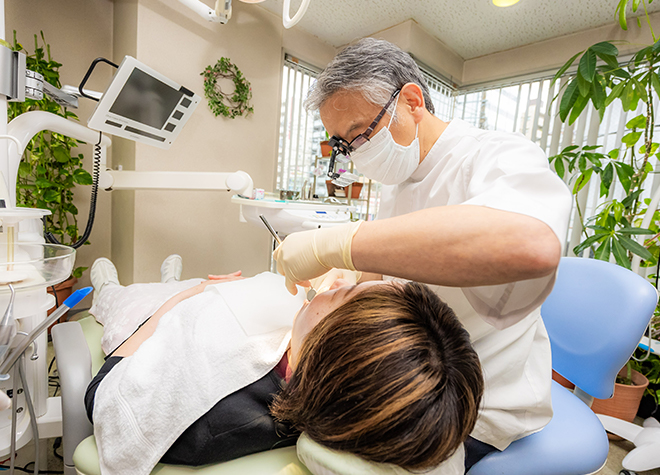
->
xmin=113 ymin=0 xmax=336 ymax=283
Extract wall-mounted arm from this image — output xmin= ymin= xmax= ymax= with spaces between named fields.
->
xmin=4 ymin=111 xmax=111 ymax=207
xmin=178 ymin=0 xmax=232 ymax=23
xmin=101 ymin=169 xmax=254 ymax=197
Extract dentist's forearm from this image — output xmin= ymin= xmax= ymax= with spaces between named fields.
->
xmin=351 ymin=205 xmax=561 ymax=287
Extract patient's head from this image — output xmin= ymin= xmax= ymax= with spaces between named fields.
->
xmin=271 ymin=281 xmax=483 ymax=470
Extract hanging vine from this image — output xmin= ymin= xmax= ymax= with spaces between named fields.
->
xmin=201 ymin=58 xmax=254 ymax=119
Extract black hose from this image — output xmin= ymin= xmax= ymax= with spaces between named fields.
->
xmin=45 ymin=132 xmax=101 ymax=249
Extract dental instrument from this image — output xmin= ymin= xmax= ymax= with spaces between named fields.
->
xmin=0 ymin=286 xmax=92 ymax=475
xmin=259 ymin=214 xmax=316 ymax=301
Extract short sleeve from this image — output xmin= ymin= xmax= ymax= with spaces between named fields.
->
xmin=462 ymin=132 xmax=572 ymax=245
xmin=460 ymin=133 xmax=572 ymax=329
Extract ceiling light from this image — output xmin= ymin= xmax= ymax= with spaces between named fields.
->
xmin=492 ymin=0 xmax=521 ymax=7
xmin=239 ymin=0 xmax=266 ymax=3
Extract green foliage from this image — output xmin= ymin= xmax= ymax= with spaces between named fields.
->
xmin=7 ymin=32 xmax=91 ymax=276
xmin=552 ymin=0 xmax=660 ymax=387
xmin=201 ymin=58 xmax=253 ymax=119
xmin=629 ymin=349 xmax=660 ymax=404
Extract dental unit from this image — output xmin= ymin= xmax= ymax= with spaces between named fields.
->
xmin=0 ymin=2 xmax=258 ymax=470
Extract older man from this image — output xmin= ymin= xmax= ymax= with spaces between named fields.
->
xmin=273 ymin=38 xmax=572 ymax=471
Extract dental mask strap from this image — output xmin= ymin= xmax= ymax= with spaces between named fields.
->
xmin=350 ymin=96 xmax=421 ymax=185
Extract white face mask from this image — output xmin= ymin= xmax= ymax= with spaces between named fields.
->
xmin=349 ymin=99 xmax=420 ymax=185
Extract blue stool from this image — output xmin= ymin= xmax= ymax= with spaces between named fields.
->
xmin=469 ymin=257 xmax=657 ymax=475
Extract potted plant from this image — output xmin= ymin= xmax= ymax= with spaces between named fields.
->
xmin=549 ymin=0 xmax=660 ymax=423
xmin=7 ymin=32 xmax=92 ymax=311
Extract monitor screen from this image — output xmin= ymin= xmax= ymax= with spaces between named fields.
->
xmin=109 ymin=68 xmax=183 ymax=130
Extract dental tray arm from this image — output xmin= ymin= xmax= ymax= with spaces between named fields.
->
xmin=51 ymin=322 xmax=95 ymax=472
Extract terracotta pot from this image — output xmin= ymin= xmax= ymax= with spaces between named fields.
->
xmin=320 ymin=140 xmax=332 ymax=157
xmin=326 ymin=180 xmax=364 ymax=199
xmin=552 ymin=370 xmax=575 ymax=390
xmin=349 ymin=182 xmax=363 ymax=199
xmin=47 ymin=276 xmax=77 ymax=333
xmin=591 ymin=367 xmax=649 ymax=440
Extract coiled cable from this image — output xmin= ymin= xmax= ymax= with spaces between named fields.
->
xmin=45 ymin=132 xmax=102 ymax=249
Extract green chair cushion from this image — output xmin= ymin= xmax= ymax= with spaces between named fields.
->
xmin=73 ymin=436 xmax=311 ymax=475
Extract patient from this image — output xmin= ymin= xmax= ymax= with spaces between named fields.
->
xmin=85 ymin=256 xmax=483 ymax=472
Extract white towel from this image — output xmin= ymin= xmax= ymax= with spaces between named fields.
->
xmin=93 ymin=272 xmax=305 ymax=475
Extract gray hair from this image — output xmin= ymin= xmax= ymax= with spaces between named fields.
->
xmin=305 ymin=38 xmax=435 ymax=115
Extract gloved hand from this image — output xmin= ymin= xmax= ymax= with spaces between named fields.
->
xmin=273 ymin=221 xmax=363 ymax=295
xmin=310 ymin=268 xmax=362 ymax=294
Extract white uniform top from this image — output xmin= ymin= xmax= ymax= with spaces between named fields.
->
xmin=377 ymin=119 xmax=572 ymax=450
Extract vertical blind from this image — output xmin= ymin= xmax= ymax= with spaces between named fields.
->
xmin=455 ymin=78 xmax=660 ymax=276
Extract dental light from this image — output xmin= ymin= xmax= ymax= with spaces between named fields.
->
xmin=178 ymin=0 xmax=311 ymax=29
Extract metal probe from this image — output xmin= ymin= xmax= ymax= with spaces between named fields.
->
xmin=259 ymin=215 xmax=316 ymax=301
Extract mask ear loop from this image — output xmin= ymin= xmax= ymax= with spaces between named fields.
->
xmin=387 ymin=94 xmax=419 ymax=141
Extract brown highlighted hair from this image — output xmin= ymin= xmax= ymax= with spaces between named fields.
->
xmin=271 ymin=281 xmax=483 ymax=470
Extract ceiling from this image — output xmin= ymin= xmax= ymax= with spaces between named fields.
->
xmin=256 ymin=0 xmax=660 ymax=60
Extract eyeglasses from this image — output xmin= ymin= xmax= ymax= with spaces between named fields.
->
xmin=326 ymin=89 xmax=401 ymax=184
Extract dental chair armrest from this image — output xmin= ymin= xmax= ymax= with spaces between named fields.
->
xmin=52 ymin=322 xmax=95 ymax=471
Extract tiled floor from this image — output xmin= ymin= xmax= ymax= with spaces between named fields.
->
xmin=596 ymin=435 xmax=660 ymax=475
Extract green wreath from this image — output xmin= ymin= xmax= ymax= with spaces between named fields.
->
xmin=201 ymin=58 xmax=254 ymax=119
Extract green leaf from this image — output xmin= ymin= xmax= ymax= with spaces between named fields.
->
xmin=633 ymin=0 xmax=641 ymax=11
xmin=652 ymin=37 xmax=660 ymax=54
xmin=618 ymin=235 xmax=653 ymax=260
xmin=612 ymin=237 xmax=632 ymax=269
xmin=18 ymin=162 xmax=31 ymax=178
xmin=626 ymin=114 xmax=647 ymax=129
xmin=71 ymin=266 xmax=88 ymax=279
xmin=614 ymin=162 xmax=634 ymax=193
xmin=595 ymin=237 xmax=612 ymax=261
xmin=622 ymin=131 xmax=643 ymax=146
xmin=573 ymin=169 xmax=593 ymax=193
xmin=622 ymin=80 xmax=635 ymax=110
xmin=35 ymin=178 xmax=53 ymax=188
xmin=591 ymin=78 xmax=606 ymax=110
xmin=569 ymin=93 xmax=590 ymax=125
xmin=560 ymin=79 xmax=580 ymax=122
xmin=72 ymin=168 xmax=93 ymax=185
xmin=577 ymin=73 xmax=592 ymax=96
xmin=562 ymin=145 xmax=580 ymax=153
xmin=52 ymin=146 xmax=69 ymax=163
xmin=591 ymin=41 xmax=619 ymax=58
xmin=578 ymin=154 xmax=587 ymax=172
xmin=552 ymin=52 xmax=582 ymax=86
xmin=617 ymin=0 xmax=629 ymax=30
xmin=554 ymin=157 xmax=566 ymax=178
xmin=618 ymin=227 xmax=656 ymax=235
xmin=574 ymin=233 xmax=606 ymax=255
xmin=622 ymin=189 xmax=643 ymax=208
xmin=633 ymin=77 xmax=648 ymax=102
xmin=578 ymin=49 xmax=597 ymax=82
xmin=43 ymin=190 xmax=59 ymax=203
xmin=609 ymin=148 xmax=620 ymax=159
xmin=606 ymin=81 xmax=627 ymax=107
xmin=600 ymin=162 xmax=614 ymax=196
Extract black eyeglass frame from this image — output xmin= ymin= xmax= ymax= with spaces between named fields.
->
xmin=326 ymin=89 xmax=401 ymax=180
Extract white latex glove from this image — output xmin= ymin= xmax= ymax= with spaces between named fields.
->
xmin=273 ymin=221 xmax=363 ymax=295
xmin=310 ymin=268 xmax=362 ymax=295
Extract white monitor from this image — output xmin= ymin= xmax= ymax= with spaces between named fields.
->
xmin=87 ymin=56 xmax=200 ymax=149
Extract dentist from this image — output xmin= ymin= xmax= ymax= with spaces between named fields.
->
xmin=273 ymin=38 xmax=572 ymax=471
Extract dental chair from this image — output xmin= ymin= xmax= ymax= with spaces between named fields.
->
xmin=51 ymin=316 xmax=311 ymax=475
xmin=468 ymin=257 xmax=658 ymax=475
